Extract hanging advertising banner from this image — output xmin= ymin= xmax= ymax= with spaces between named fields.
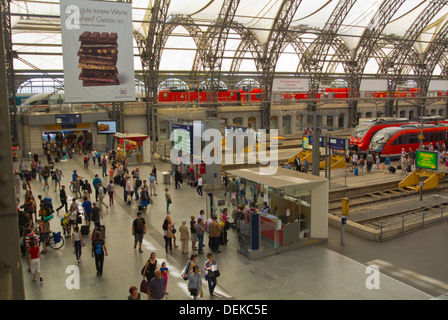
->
xmin=60 ymin=0 xmax=135 ymax=103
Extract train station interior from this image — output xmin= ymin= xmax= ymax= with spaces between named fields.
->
xmin=2 ymin=0 xmax=448 ymax=304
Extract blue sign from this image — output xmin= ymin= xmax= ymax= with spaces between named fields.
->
xmin=55 ymin=114 xmax=81 ymax=124
xmin=308 ymin=135 xmax=324 ymax=147
xmin=329 ymin=137 xmax=347 ymax=151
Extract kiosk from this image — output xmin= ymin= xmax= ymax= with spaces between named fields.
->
xmin=113 ymin=133 xmax=151 ymax=165
xmin=227 ymin=167 xmax=328 ymax=256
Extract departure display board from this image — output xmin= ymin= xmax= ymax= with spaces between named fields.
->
xmin=415 ymin=150 xmax=438 ymax=171
xmin=172 ymin=123 xmax=193 ymax=155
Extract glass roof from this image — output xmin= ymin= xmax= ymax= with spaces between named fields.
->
xmin=8 ymin=0 xmax=448 ymax=79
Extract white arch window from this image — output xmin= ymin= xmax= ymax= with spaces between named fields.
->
xmin=158 ymin=78 xmax=189 ymax=91
xmin=236 ymin=78 xmax=260 ymax=89
xmin=17 ymin=78 xmax=64 ymax=94
xmin=330 ymin=79 xmax=348 ymax=88
xmin=199 ymin=78 xmax=227 ymax=91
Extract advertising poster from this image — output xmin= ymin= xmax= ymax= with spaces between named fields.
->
xmin=97 ymin=120 xmax=117 ymax=134
xmin=60 ymin=0 xmax=135 ymax=103
xmin=415 ymin=150 xmax=438 ymax=171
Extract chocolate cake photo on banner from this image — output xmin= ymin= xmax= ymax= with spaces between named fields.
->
xmin=78 ymin=31 xmax=119 ymax=86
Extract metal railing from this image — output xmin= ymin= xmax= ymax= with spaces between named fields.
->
xmin=379 ymin=204 xmax=446 ymax=242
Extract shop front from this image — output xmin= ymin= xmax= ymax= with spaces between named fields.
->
xmin=226 ymin=167 xmax=328 ymax=257
xmin=113 ymin=133 xmax=151 ymax=165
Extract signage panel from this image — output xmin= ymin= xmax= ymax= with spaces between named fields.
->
xmin=415 ymin=150 xmax=438 ymax=171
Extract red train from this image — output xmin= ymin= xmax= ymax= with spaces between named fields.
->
xmin=350 ymin=116 xmax=448 ymax=152
xmin=369 ymin=123 xmax=448 ymax=158
xmin=159 ymin=87 xmax=448 ymax=104
xmin=157 ymin=88 xmax=265 ymax=103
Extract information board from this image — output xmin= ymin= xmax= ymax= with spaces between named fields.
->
xmin=172 ymin=123 xmax=193 ymax=155
xmin=415 ymin=150 xmax=438 ymax=171
xmin=56 ymin=114 xmax=81 ymax=124
xmin=328 ymin=137 xmax=347 ymax=150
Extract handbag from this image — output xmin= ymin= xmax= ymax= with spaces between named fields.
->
xmin=190 ymin=288 xmax=198 ymax=296
xmin=214 ymin=269 xmax=220 ymax=278
xmin=140 ymin=279 xmax=148 ymax=293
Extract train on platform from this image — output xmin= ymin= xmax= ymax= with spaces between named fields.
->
xmin=369 ymin=123 xmax=448 ymax=158
xmin=350 ymin=116 xmax=448 ymax=152
xmin=17 ymin=87 xmax=448 ymax=113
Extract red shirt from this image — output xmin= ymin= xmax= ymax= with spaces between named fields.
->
xmin=29 ymin=246 xmax=39 ymax=260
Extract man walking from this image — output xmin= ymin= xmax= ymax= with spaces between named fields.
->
xmin=149 ymin=173 xmax=157 ymax=196
xmin=147 ymin=270 xmax=166 ymax=300
xmin=132 ymin=212 xmax=146 ymax=253
xmin=196 ymin=175 xmax=203 ymax=197
xmin=92 ymin=174 xmax=101 ymax=202
xmin=56 ymin=185 xmax=68 ymax=214
xmin=208 ymin=215 xmax=222 ymax=253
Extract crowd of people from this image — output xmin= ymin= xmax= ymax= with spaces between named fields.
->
xmin=16 ymin=139 xmax=229 ymax=300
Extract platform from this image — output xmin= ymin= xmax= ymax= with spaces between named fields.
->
xmin=16 ymin=154 xmax=448 ymax=300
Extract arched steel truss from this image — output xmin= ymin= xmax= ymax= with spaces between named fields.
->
xmin=7 ymin=0 xmax=448 ymax=148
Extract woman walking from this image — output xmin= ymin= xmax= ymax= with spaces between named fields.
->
xmin=107 ymin=180 xmax=115 ymax=206
xmin=165 ymin=188 xmax=172 ymax=213
xmin=204 ymin=252 xmax=219 ymax=296
xmin=187 ymin=265 xmax=202 ymax=300
xmin=142 ymin=252 xmax=158 ymax=284
xmin=182 ymin=253 xmax=199 ymax=281
xmin=162 ymin=217 xmax=174 ymax=253
xmin=72 ymin=225 xmax=85 ymax=263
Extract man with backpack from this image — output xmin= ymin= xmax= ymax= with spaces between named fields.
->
xmin=91 ymin=230 xmax=108 ymax=276
xmin=132 ymin=212 xmax=146 ymax=253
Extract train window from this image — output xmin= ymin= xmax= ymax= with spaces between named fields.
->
xmin=400 ymin=134 xmax=409 ymax=144
xmin=392 ymin=136 xmax=403 ymax=145
xmin=255 ymin=94 xmax=261 ymax=99
xmin=408 ymin=134 xmax=419 ymax=144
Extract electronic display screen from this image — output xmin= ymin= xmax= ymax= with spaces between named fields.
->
xmin=97 ymin=120 xmax=117 ymax=134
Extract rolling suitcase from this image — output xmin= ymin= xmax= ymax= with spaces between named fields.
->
xmin=389 ymin=166 xmax=396 ymax=173
xmin=354 ymin=168 xmax=358 ymax=176
xmin=81 ymin=225 xmax=90 ymax=236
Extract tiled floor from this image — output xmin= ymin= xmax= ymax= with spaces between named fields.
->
xmin=17 ymin=154 xmax=445 ymax=300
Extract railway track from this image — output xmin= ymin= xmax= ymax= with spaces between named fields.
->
xmin=329 ymin=179 xmax=448 ymax=232
xmin=329 ymin=179 xmax=448 ymax=214
xmin=358 ymin=201 xmax=448 ymax=228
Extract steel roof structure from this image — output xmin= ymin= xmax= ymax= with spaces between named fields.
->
xmin=3 ymin=0 xmax=448 ymax=144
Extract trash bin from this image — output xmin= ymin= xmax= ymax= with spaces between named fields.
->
xmin=162 ymin=171 xmax=170 ymax=185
